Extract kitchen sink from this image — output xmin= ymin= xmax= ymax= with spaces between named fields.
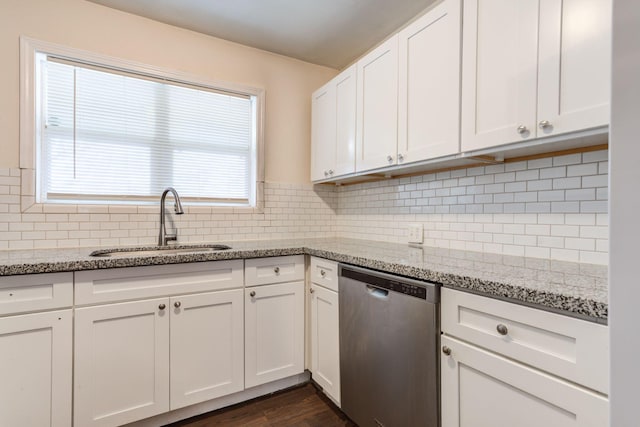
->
xmin=90 ymin=244 xmax=232 ymax=258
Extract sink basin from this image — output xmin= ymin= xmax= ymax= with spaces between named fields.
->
xmin=90 ymin=244 xmax=232 ymax=258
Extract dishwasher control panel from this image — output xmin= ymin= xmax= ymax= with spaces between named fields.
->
xmin=341 ymin=266 xmax=428 ymax=300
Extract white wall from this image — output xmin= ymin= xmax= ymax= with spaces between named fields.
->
xmin=609 ymin=1 xmax=640 ymax=424
xmin=0 ymin=0 xmax=337 ymax=184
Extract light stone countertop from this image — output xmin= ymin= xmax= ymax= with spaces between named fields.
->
xmin=0 ymin=238 xmax=608 ymax=322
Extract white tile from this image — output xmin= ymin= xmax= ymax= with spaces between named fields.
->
xmin=552 ymin=177 xmax=582 ymax=190
xmin=565 ymin=189 xmax=596 ymax=201
xmin=550 ymin=248 xmax=580 ymax=262
xmin=565 ymin=237 xmax=595 ymax=251
xmin=538 ymin=190 xmax=565 ymax=202
xmin=553 ymin=153 xmax=582 ymax=166
xmin=580 ymin=201 xmax=608 ymax=213
xmin=567 ymin=163 xmax=598 ymax=177
xmin=515 ymin=170 xmax=539 ymax=181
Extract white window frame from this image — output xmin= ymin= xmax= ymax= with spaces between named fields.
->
xmin=19 ymin=36 xmax=265 ymax=212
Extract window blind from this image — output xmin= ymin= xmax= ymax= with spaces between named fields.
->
xmin=40 ymin=57 xmax=256 ymax=205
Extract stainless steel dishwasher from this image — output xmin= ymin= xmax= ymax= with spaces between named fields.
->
xmin=339 ymin=264 xmax=440 ymax=427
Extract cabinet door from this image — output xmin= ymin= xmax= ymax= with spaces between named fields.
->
xmin=75 ymin=299 xmax=170 ymax=427
xmin=245 ymin=281 xmax=305 ymax=388
xmin=356 ymin=35 xmax=399 ymax=172
xmin=441 ymin=336 xmax=609 ymax=427
xmin=0 ymin=310 xmax=72 ymax=427
xmin=310 ymin=284 xmax=340 ymax=405
xmin=398 ymin=0 xmax=461 ymax=163
xmin=461 ymin=0 xmax=539 ymax=151
xmin=170 ymin=289 xmax=244 ymax=409
xmin=333 ymin=65 xmax=357 ymax=177
xmin=537 ymin=0 xmax=611 ymax=136
xmin=311 ymin=81 xmax=336 ymax=182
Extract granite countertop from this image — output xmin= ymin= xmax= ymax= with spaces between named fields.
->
xmin=0 ymin=238 xmax=608 ymax=323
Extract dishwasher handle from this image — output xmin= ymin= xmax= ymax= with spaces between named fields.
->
xmin=366 ymin=285 xmax=389 ymax=298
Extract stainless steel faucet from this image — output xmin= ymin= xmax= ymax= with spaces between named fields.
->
xmin=158 ymin=187 xmax=184 ymax=246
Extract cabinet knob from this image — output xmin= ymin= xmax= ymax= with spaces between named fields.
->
xmin=496 ymin=324 xmax=508 ymax=335
xmin=320 ymin=269 xmax=326 ymax=277
xmin=158 ymin=303 xmax=166 ymax=310
xmin=442 ymin=345 xmax=452 ymax=356
xmin=328 ymin=169 xmax=334 ymax=175
xmin=174 ymin=301 xmax=181 ymax=308
xmin=387 ymin=155 xmax=394 ymax=163
xmin=324 ymin=170 xmax=329 ymax=177
xmin=398 ymin=153 xmax=404 ymax=163
xmin=250 ymin=291 xmax=256 ymax=297
xmin=538 ymin=120 xmax=552 ymax=129
xmin=310 ymin=288 xmax=315 ymax=294
xmin=274 ymin=266 xmax=280 ymax=274
xmin=516 ymin=125 xmax=528 ymax=135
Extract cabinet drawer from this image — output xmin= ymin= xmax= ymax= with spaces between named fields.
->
xmin=75 ymin=260 xmax=243 ymax=305
xmin=441 ymin=288 xmax=608 ymax=394
xmin=245 ymin=255 xmax=304 ymax=286
xmin=310 ymin=257 xmax=338 ymax=292
xmin=0 ymin=273 xmax=73 ymax=316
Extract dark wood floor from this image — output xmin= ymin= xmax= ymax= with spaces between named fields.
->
xmin=166 ymin=383 xmax=357 ymax=427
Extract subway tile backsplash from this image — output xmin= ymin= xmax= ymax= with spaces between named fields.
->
xmin=336 ymin=150 xmax=609 ymax=265
xmin=0 ymin=150 xmax=609 ymax=265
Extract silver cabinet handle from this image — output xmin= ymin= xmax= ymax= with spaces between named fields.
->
xmin=320 ymin=270 xmax=326 ymax=277
xmin=442 ymin=346 xmax=452 ymax=356
xmin=158 ymin=303 xmax=166 ymax=310
xmin=174 ymin=301 xmax=181 ymax=308
xmin=310 ymin=288 xmax=315 ymax=294
xmin=328 ymin=169 xmax=334 ymax=175
xmin=517 ymin=125 xmax=528 ymax=134
xmin=250 ymin=291 xmax=256 ymax=297
xmin=538 ymin=120 xmax=551 ymax=129
xmin=398 ymin=153 xmax=404 ymax=163
xmin=274 ymin=266 xmax=280 ymax=274
xmin=387 ymin=155 xmax=394 ymax=163
xmin=497 ymin=324 xmax=508 ymax=335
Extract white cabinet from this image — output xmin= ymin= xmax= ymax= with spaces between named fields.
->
xmin=311 ymin=65 xmax=357 ymax=181
xmin=309 ymin=259 xmax=340 ymax=405
xmin=0 ymin=309 xmax=72 ymax=427
xmin=462 ymin=0 xmax=611 ymax=151
xmin=74 ymin=262 xmax=245 ymax=427
xmin=74 ymin=298 xmax=170 ymax=427
xmin=245 ymin=256 xmax=305 ymax=388
xmin=169 ymin=290 xmax=244 ymax=409
xmin=441 ymin=335 xmax=609 ymax=427
xmin=0 ymin=273 xmax=73 ymax=427
xmin=398 ymin=0 xmax=461 ymax=163
xmin=356 ymin=35 xmax=399 ymax=172
xmin=441 ymin=288 xmax=609 ymax=427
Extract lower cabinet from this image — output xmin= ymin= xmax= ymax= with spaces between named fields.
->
xmin=0 ymin=309 xmax=72 ymax=427
xmin=441 ymin=335 xmax=608 ymax=427
xmin=74 ymin=290 xmax=244 ymax=427
xmin=309 ymin=283 xmax=340 ymax=405
xmin=245 ymin=281 xmax=305 ymax=388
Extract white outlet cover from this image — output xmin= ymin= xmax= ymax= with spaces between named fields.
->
xmin=408 ymin=223 xmax=423 ymax=244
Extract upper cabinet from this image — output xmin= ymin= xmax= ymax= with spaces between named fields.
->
xmin=355 ymin=35 xmax=399 ymax=172
xmin=311 ymin=65 xmax=357 ymax=181
xmin=461 ymin=0 xmax=611 ymax=152
xmin=398 ymin=0 xmax=462 ymax=163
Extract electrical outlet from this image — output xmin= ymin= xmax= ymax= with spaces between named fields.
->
xmin=408 ymin=223 xmax=423 ymax=244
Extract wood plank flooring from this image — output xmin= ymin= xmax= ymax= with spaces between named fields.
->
xmin=166 ymin=383 xmax=357 ymax=427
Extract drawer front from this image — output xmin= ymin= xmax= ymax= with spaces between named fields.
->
xmin=245 ymin=255 xmax=305 ymax=286
xmin=75 ymin=260 xmax=243 ymax=305
xmin=310 ymin=257 xmax=339 ymax=292
xmin=0 ymin=273 xmax=73 ymax=316
xmin=441 ymin=288 xmax=609 ymax=394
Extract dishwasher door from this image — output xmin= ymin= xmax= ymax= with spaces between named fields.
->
xmin=339 ymin=264 xmax=440 ymax=427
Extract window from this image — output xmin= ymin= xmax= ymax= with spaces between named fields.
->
xmin=22 ymin=38 xmax=263 ymax=207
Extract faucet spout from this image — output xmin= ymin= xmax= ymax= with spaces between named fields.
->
xmin=159 ymin=187 xmax=184 ymax=246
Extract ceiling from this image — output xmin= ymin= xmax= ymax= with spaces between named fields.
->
xmin=87 ymin=0 xmax=437 ymax=69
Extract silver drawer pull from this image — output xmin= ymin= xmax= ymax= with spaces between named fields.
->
xmin=320 ymin=270 xmax=326 ymax=277
xmin=174 ymin=301 xmax=181 ymax=308
xmin=517 ymin=125 xmax=528 ymax=134
xmin=496 ymin=324 xmax=508 ymax=336
xmin=310 ymin=288 xmax=315 ymax=294
xmin=442 ymin=346 xmax=452 ymax=356
xmin=274 ymin=266 xmax=280 ymax=274
xmin=158 ymin=304 xmax=166 ymax=310
xmin=250 ymin=291 xmax=256 ymax=297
